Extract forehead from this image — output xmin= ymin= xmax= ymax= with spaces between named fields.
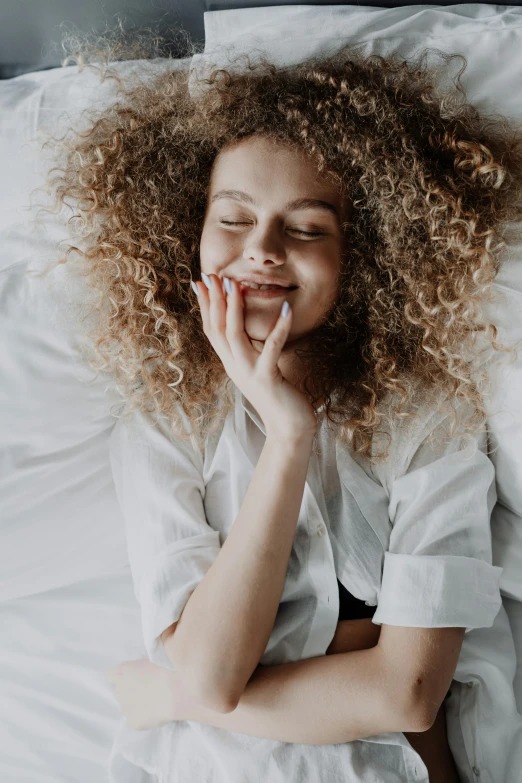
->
xmin=210 ymin=138 xmax=349 ymax=219
xmin=212 ymin=137 xmax=326 ymax=182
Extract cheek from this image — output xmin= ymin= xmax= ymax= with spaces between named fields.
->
xmin=199 ymin=226 xmax=213 ymax=258
xmin=303 ymin=266 xmax=339 ymax=300
xmin=200 ymin=227 xmax=234 ymax=265
xmin=302 ymin=272 xmax=339 ymax=315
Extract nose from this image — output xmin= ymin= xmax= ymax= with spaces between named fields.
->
xmin=242 ymin=223 xmax=287 ymax=265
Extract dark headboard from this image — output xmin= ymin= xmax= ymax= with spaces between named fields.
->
xmin=1 ymin=1 xmax=517 ymax=80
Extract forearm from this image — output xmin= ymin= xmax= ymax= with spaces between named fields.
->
xmin=174 ymin=645 xmax=418 ymax=745
xmin=165 ymin=431 xmax=315 ymax=711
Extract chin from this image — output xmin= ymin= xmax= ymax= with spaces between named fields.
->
xmin=244 ymin=324 xmax=267 ymax=343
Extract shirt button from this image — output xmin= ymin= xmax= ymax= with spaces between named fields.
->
xmin=315 ymin=525 xmax=326 ymax=537
xmin=467 ymin=681 xmax=474 ymax=688
xmin=472 ymin=766 xmax=480 ymax=776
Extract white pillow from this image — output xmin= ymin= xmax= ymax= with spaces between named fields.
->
xmin=0 ymin=58 xmax=191 ymax=602
xmin=190 ymin=4 xmax=522 ymax=601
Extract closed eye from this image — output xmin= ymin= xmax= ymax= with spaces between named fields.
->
xmin=220 ymin=221 xmax=324 ymax=238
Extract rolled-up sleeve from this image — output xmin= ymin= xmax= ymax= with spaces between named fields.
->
xmin=372 ymin=398 xmax=503 ymax=633
xmin=109 ymin=405 xmax=221 ymax=668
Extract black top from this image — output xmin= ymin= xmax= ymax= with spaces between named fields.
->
xmin=337 ymin=578 xmax=376 ymax=621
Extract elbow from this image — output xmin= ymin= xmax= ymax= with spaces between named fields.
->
xmin=400 ymin=699 xmax=439 ymax=733
xmin=161 ymin=627 xmax=240 ymax=713
xmin=190 ymin=676 xmax=240 ymax=714
xmin=386 ymin=697 xmax=434 ymax=734
xmin=392 ymin=685 xmax=441 ymax=734
xmin=197 ymin=689 xmax=239 ymax=714
xmin=183 ymin=664 xmax=241 ymax=714
xmin=199 ymin=665 xmax=265 ymax=714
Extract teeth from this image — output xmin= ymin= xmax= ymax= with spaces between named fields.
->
xmin=240 ymin=282 xmax=286 ymax=290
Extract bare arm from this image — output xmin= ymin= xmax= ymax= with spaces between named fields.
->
xmin=168 ymin=620 xmax=461 ymax=775
xmin=163 ymin=431 xmax=315 ymax=712
xmin=111 ymin=617 xmax=457 ymax=780
xmin=172 ymin=641 xmax=422 ymax=744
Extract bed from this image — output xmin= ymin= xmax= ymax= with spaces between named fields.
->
xmin=1 ymin=4 xmax=522 ymax=781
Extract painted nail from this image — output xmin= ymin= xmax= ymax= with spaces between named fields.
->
xmin=190 ymin=281 xmax=199 ymax=295
xmin=201 ymin=272 xmax=212 ymax=289
xmin=223 ymin=277 xmax=232 ymax=295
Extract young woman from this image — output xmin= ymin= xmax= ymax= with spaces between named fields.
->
xmin=38 ymin=32 xmax=522 ymax=783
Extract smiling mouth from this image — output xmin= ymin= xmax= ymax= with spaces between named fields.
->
xmin=238 ymin=282 xmax=297 ymax=291
xmin=241 ymin=286 xmax=296 ymax=299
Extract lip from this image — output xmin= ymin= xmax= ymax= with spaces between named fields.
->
xmin=241 ymin=286 xmax=295 ymax=300
xmin=232 ymin=275 xmax=297 ymax=289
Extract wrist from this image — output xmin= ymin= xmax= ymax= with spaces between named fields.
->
xmin=265 ymin=429 xmax=316 ymax=449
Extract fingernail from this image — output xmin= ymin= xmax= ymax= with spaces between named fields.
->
xmin=223 ymin=277 xmax=232 ymax=295
xmin=190 ymin=281 xmax=199 ymax=295
xmin=281 ymin=300 xmax=290 ymax=318
xmin=201 ymin=272 xmax=212 ymax=289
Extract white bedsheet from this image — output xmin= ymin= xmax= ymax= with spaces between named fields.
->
xmin=0 ymin=570 xmax=144 ymax=783
xmin=0 ymin=53 xmax=187 ymax=783
xmin=1 ymin=3 xmax=522 ymax=781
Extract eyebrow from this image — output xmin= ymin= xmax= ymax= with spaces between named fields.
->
xmin=210 ymin=189 xmax=339 ymax=218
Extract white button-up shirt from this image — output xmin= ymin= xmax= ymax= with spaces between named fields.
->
xmin=108 ymin=382 xmax=522 ymax=783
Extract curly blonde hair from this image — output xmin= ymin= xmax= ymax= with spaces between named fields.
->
xmin=29 ymin=23 xmax=521 ymax=464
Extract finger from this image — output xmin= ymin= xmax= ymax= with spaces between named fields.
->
xmin=193 ymin=278 xmax=215 ymax=340
xmin=192 ymin=279 xmax=210 ymax=333
xmin=201 ymin=274 xmax=234 ymax=364
xmin=256 ymin=299 xmax=293 ymax=375
xmin=223 ymin=277 xmax=259 ymax=362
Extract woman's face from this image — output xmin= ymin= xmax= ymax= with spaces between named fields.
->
xmin=199 ymin=135 xmax=350 ymax=353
